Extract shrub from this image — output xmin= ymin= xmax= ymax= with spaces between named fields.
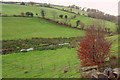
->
xmin=21 ymin=12 xmax=24 ymax=16
xmin=76 ymin=20 xmax=80 ymax=27
xmin=17 ymin=15 xmax=22 ymax=17
xmin=77 ymin=25 xmax=112 ymax=67
xmin=58 ymin=21 xmax=63 ymax=24
xmin=65 ymin=15 xmax=67 ymax=19
xmin=2 ymin=14 xmax=8 ymax=17
xmin=24 ymin=70 xmax=28 ymax=73
xmin=59 ymin=15 xmax=63 ymax=18
xmin=41 ymin=10 xmax=45 ymax=18
xmin=67 ymin=23 xmax=71 ymax=27
xmin=44 ymin=18 xmax=50 ymax=20
xmin=20 ymin=2 xmax=25 ymax=5
xmin=54 ymin=20 xmax=58 ymax=23
xmin=13 ymin=15 xmax=17 ymax=17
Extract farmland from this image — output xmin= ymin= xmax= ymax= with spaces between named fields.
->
xmin=2 ymin=35 xmax=119 ymax=78
xmin=1 ymin=2 xmax=119 ymax=78
xmin=2 ymin=17 xmax=85 ymax=40
xmin=2 ymin=4 xmax=117 ymax=32
xmin=2 ymin=48 xmax=80 ymax=78
xmin=51 ymin=5 xmax=87 ymax=15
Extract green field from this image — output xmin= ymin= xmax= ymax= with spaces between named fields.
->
xmin=2 ymin=35 xmax=119 ymax=78
xmin=51 ymin=5 xmax=87 ymax=15
xmin=106 ymin=35 xmax=119 ymax=55
xmin=2 ymin=4 xmax=117 ymax=32
xmin=2 ymin=48 xmax=81 ymax=78
xmin=2 ymin=17 xmax=85 ymax=40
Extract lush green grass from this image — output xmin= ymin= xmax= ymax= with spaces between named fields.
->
xmin=2 ymin=35 xmax=119 ymax=78
xmin=106 ymin=35 xmax=119 ymax=56
xmin=2 ymin=4 xmax=117 ymax=32
xmin=2 ymin=3 xmax=119 ymax=78
xmin=2 ymin=48 xmax=81 ymax=78
xmin=2 ymin=17 xmax=85 ymax=40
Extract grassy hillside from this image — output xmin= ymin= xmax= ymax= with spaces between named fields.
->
xmin=2 ymin=3 xmax=119 ymax=78
xmin=2 ymin=17 xmax=85 ymax=40
xmin=2 ymin=4 xmax=116 ymax=32
xmin=51 ymin=5 xmax=87 ymax=15
xmin=106 ymin=35 xmax=119 ymax=56
xmin=2 ymin=48 xmax=81 ymax=78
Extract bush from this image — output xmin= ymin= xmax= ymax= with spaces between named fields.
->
xmin=2 ymin=14 xmax=8 ymax=17
xmin=20 ymin=2 xmax=25 ymax=5
xmin=13 ymin=15 xmax=24 ymax=17
xmin=44 ymin=18 xmax=50 ymax=20
xmin=59 ymin=15 xmax=63 ymax=18
xmin=13 ymin=15 xmax=17 ymax=17
xmin=54 ymin=20 xmax=58 ymax=23
xmin=41 ymin=10 xmax=45 ymax=18
xmin=77 ymin=25 xmax=112 ymax=67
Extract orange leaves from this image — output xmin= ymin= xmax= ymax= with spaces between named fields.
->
xmin=77 ymin=25 xmax=111 ymax=67
xmin=96 ymin=53 xmax=99 ymax=55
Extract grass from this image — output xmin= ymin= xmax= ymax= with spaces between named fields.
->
xmin=1 ymin=3 xmax=119 ymax=78
xmin=51 ymin=5 xmax=87 ymax=15
xmin=2 ymin=35 xmax=119 ymax=78
xmin=2 ymin=4 xmax=117 ymax=32
xmin=2 ymin=48 xmax=81 ymax=78
xmin=106 ymin=35 xmax=119 ymax=56
xmin=2 ymin=17 xmax=85 ymax=40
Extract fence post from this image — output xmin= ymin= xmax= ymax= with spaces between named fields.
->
xmin=22 ymin=65 xmax=24 ymax=69
xmin=68 ymin=61 xmax=70 ymax=68
xmin=54 ymin=64 xmax=56 ymax=71
xmin=30 ymin=65 xmax=32 ymax=70
xmin=14 ymin=64 xmax=16 ymax=68
xmin=41 ymin=64 xmax=43 ymax=70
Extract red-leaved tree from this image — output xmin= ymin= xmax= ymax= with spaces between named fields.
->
xmin=77 ymin=25 xmax=112 ymax=67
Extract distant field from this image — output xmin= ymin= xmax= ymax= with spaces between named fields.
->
xmin=2 ymin=17 xmax=85 ymax=40
xmin=51 ymin=5 xmax=87 ymax=15
xmin=2 ymin=4 xmax=117 ymax=32
xmin=2 ymin=48 xmax=81 ymax=78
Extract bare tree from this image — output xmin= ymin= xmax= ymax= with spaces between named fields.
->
xmin=28 ymin=2 xmax=35 ymax=6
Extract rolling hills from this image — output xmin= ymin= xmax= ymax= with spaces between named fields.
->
xmin=2 ymin=4 xmax=117 ymax=32
xmin=1 ymin=3 xmax=119 ymax=78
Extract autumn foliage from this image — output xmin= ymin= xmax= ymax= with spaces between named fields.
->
xmin=77 ymin=25 xmax=112 ymax=67
xmin=21 ymin=12 xmax=24 ymax=16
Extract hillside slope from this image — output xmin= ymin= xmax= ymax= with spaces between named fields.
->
xmin=2 ymin=4 xmax=116 ymax=32
xmin=2 ymin=17 xmax=85 ymax=40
